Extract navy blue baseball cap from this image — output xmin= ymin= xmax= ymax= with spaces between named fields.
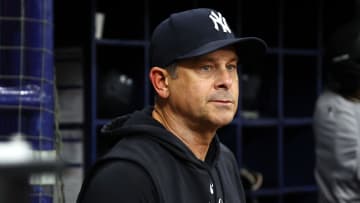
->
xmin=150 ymin=8 xmax=267 ymax=68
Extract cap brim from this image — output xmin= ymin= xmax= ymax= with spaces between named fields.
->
xmin=176 ymin=37 xmax=267 ymax=64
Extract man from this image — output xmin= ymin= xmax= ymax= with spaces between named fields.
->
xmin=314 ymin=20 xmax=360 ymax=203
xmin=77 ymin=8 xmax=266 ymax=203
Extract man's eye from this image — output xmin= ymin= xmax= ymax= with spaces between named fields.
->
xmin=227 ymin=64 xmax=237 ymax=71
xmin=200 ymin=65 xmax=213 ymax=72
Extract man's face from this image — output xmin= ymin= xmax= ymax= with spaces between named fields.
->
xmin=167 ymin=47 xmax=239 ymax=129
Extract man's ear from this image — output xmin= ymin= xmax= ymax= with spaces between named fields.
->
xmin=149 ymin=67 xmax=170 ymax=98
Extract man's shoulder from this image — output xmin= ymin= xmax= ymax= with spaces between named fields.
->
xmin=317 ymin=90 xmax=350 ymax=107
xmin=103 ymin=135 xmax=165 ymax=162
xmin=218 ymin=143 xmax=238 ymax=165
xmin=77 ymin=154 xmax=158 ymax=203
xmin=219 ymin=142 xmax=233 ymax=154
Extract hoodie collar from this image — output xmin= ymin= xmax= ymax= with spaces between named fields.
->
xmin=101 ymin=106 xmax=221 ymax=167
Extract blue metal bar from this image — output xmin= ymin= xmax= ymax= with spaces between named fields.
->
xmin=96 ymin=39 xmax=149 ymax=47
xmin=89 ymin=0 xmax=98 ymax=166
xmin=278 ymin=2 xmax=285 ymax=203
xmin=283 ymin=117 xmax=312 ymax=126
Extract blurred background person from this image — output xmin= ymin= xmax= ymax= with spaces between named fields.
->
xmin=313 ymin=18 xmax=360 ymax=203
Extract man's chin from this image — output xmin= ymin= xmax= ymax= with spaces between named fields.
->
xmin=212 ymin=115 xmax=235 ymax=127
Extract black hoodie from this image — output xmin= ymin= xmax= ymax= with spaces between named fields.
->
xmin=77 ymin=107 xmax=246 ymax=203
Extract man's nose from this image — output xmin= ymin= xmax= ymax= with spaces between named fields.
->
xmin=214 ymin=68 xmax=234 ymax=89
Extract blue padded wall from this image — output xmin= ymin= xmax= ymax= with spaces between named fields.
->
xmin=0 ymin=0 xmax=55 ymax=202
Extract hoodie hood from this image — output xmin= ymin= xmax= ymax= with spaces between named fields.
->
xmin=100 ymin=106 xmax=220 ymax=167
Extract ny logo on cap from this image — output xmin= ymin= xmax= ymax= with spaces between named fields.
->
xmin=209 ymin=11 xmax=232 ymax=33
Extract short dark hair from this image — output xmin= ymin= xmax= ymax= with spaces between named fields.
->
xmin=164 ymin=62 xmax=178 ymax=78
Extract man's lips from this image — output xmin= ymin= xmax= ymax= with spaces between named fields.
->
xmin=209 ymin=99 xmax=233 ymax=104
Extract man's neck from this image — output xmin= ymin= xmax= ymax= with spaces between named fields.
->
xmin=152 ymin=105 xmax=216 ymax=161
